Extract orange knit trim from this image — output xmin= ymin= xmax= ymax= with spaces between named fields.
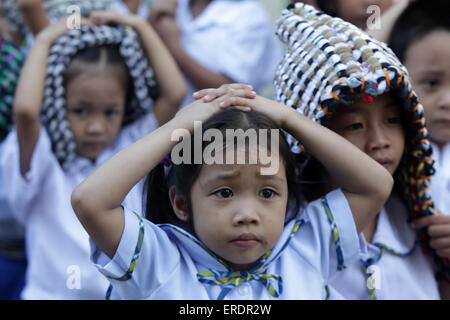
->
xmin=319 ymin=104 xmax=333 ymax=115
xmin=382 ymin=69 xmax=390 ymax=86
xmin=330 ymin=91 xmax=340 ymax=101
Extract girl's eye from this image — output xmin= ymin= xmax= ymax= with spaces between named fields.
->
xmin=213 ymin=188 xmax=233 ymax=198
xmin=386 ymin=117 xmax=401 ymax=125
xmin=105 ymin=109 xmax=120 ymax=117
xmin=424 ymin=79 xmax=440 ymax=88
xmin=344 ymin=123 xmax=363 ymax=131
xmin=259 ymin=188 xmax=276 ymax=199
xmin=73 ymin=108 xmax=88 ymax=117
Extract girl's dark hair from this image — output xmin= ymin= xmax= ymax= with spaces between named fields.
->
xmin=388 ymin=0 xmax=450 ymax=62
xmin=64 ymin=45 xmax=133 ymax=118
xmin=316 ymin=0 xmax=339 ymax=17
xmin=143 ymin=108 xmax=305 ymax=233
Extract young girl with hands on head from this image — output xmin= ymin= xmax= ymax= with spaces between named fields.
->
xmin=1 ymin=12 xmax=185 ymax=299
xmin=71 ymin=84 xmax=393 ymax=300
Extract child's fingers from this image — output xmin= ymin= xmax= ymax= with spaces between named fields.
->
xmin=89 ymin=11 xmax=120 ymax=25
xmin=430 ymin=236 xmax=450 ymax=250
xmin=219 ymin=96 xmax=254 ymax=109
xmin=79 ymin=17 xmax=94 ymax=27
xmin=193 ymin=84 xmax=255 ymax=101
xmin=436 ymin=248 xmax=450 ymax=258
xmin=427 ymin=222 xmax=450 ymax=238
xmin=220 ymin=105 xmax=252 ymax=112
xmin=411 ymin=214 xmax=450 ymax=229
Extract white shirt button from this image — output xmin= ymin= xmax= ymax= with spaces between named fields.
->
xmin=238 ymin=284 xmax=250 ymax=296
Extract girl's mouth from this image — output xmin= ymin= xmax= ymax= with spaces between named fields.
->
xmin=231 ymin=233 xmax=260 ymax=248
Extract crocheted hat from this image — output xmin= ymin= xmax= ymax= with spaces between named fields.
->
xmin=274 ymin=3 xmax=449 ymax=279
xmin=0 ymin=37 xmax=25 ymax=142
xmin=1 ymin=0 xmax=116 ymax=35
xmin=42 ymin=25 xmax=159 ymax=169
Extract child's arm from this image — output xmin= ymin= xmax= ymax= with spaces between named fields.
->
xmin=122 ymin=0 xmax=142 ymax=14
xmin=71 ymin=89 xmax=253 ymax=258
xmin=218 ymin=94 xmax=393 ymax=234
xmin=89 ymin=11 xmax=186 ymax=125
xmin=13 ymin=17 xmax=91 ymax=176
xmin=149 ymin=13 xmax=235 ymax=91
xmin=17 ymin=0 xmax=50 ymax=35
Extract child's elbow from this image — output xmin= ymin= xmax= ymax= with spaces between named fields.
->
xmin=14 ymin=103 xmax=40 ymax=124
xmin=376 ymin=171 xmax=394 ymax=205
xmin=71 ymin=185 xmax=92 ymax=222
xmin=170 ymin=83 xmax=187 ymax=107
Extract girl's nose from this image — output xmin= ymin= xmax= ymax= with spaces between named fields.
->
xmin=231 ymin=200 xmax=260 ymax=227
xmin=86 ymin=117 xmax=106 ymax=134
xmin=438 ymin=87 xmax=450 ymax=110
xmin=367 ymin=123 xmax=390 ymax=151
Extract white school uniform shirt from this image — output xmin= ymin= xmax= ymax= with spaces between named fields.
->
xmin=430 ymin=142 xmax=450 ymax=216
xmin=174 ymin=0 xmax=283 ymax=108
xmin=0 ymin=143 xmax=25 ymax=242
xmin=90 ymin=189 xmax=362 ymax=300
xmin=0 ymin=113 xmax=158 ymax=300
xmin=328 ymin=193 xmax=440 ymax=300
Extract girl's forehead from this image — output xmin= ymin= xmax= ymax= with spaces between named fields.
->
xmin=196 ymin=160 xmax=287 ymax=182
xmin=406 ymin=30 xmax=450 ymax=66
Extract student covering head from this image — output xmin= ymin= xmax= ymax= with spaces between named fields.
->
xmin=273 ymin=2 xmax=449 ymax=287
xmin=0 ymin=12 xmax=185 ymax=299
xmin=42 ymin=24 xmax=159 ymax=169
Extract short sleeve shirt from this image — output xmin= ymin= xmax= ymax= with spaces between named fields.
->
xmin=91 ymin=189 xmax=361 ymax=299
xmin=0 ymin=112 xmax=158 ymax=299
xmin=328 ymin=193 xmax=440 ymax=300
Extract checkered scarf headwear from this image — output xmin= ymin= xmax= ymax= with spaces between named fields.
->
xmin=274 ymin=3 xmax=450 ymax=279
xmin=0 ymin=36 xmax=25 ymax=142
xmin=1 ymin=0 xmax=116 ymax=35
xmin=42 ymin=25 xmax=159 ymax=170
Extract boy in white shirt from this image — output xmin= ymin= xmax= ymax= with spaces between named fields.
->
xmin=274 ymin=2 xmax=450 ymax=299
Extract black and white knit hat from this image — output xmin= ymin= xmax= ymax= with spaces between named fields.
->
xmin=42 ymin=25 xmax=159 ymax=169
xmin=274 ymin=3 xmax=449 ymax=279
xmin=1 ymin=0 xmax=116 ymax=35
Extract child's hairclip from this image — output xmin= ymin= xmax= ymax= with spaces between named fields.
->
xmin=362 ymin=93 xmax=374 ymax=103
xmin=160 ymin=155 xmax=172 ymax=168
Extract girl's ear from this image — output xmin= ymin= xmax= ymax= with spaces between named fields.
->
xmin=169 ymin=187 xmax=189 ymax=222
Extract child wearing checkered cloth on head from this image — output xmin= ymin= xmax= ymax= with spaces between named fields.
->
xmin=274 ymin=2 xmax=450 ymax=299
xmin=0 ymin=11 xmax=185 ymax=299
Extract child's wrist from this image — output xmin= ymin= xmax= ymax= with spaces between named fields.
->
xmin=130 ymin=16 xmax=150 ymax=33
xmin=34 ymin=32 xmax=54 ymax=48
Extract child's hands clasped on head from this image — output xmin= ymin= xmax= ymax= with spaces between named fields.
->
xmin=72 ymin=76 xmax=393 ymax=260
